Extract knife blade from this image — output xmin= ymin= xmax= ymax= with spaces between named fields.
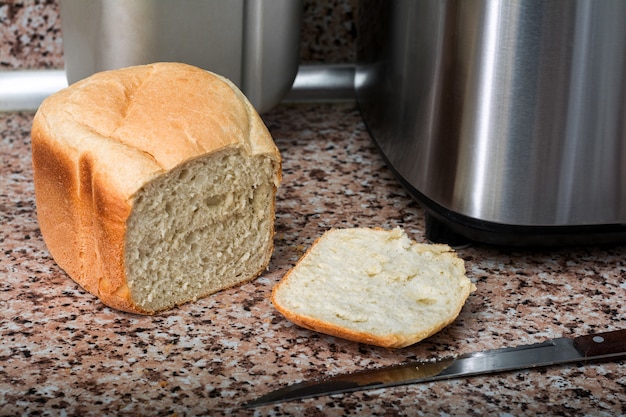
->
xmin=245 ymin=329 xmax=626 ymax=408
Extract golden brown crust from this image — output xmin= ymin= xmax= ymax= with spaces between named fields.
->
xmin=32 ymin=62 xmax=280 ymax=314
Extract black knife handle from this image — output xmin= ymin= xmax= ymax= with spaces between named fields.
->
xmin=573 ymin=329 xmax=626 ymax=357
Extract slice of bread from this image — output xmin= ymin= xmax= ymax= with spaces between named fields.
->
xmin=271 ymin=227 xmax=475 ymax=348
xmin=31 ymin=62 xmax=281 ymax=314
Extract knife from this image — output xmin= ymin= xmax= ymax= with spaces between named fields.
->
xmin=246 ymin=329 xmax=626 ymax=408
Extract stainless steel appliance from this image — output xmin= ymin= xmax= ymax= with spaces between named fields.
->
xmin=356 ymin=0 xmax=626 ymax=246
xmin=59 ymin=0 xmax=302 ymax=113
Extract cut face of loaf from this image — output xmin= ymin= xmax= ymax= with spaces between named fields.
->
xmin=31 ymin=62 xmax=281 ymax=314
xmin=125 ymin=149 xmax=276 ymax=312
xmin=271 ymin=228 xmax=476 ymax=348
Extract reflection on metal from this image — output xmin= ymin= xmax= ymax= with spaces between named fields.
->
xmin=356 ymin=0 xmax=626 ymax=233
xmin=0 ymin=70 xmax=67 ymax=112
xmin=0 ymin=64 xmax=356 ymax=112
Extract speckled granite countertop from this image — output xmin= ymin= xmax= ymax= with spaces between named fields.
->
xmin=2 ymin=103 xmax=625 ymax=416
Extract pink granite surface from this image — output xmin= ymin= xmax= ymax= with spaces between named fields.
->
xmin=1 ymin=104 xmax=625 ymax=416
xmin=0 ymin=0 xmax=63 ymax=69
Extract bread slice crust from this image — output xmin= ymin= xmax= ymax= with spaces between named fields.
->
xmin=271 ymin=227 xmax=476 ymax=348
xmin=32 ymin=62 xmax=281 ymax=314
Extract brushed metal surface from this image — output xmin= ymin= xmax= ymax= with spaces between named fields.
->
xmin=284 ymin=64 xmax=356 ymax=103
xmin=59 ymin=0 xmax=302 ymax=113
xmin=0 ymin=70 xmax=67 ymax=112
xmin=356 ymin=0 xmax=626 ymax=226
xmin=0 ymin=65 xmax=356 ymax=113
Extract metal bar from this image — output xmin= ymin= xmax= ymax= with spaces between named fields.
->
xmin=284 ymin=64 xmax=356 ymax=103
xmin=0 ymin=69 xmax=68 ymax=112
xmin=0 ymin=65 xmax=356 ymax=112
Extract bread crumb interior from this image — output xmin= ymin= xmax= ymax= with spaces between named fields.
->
xmin=274 ymin=228 xmax=473 ymax=338
xmin=125 ymin=148 xmax=275 ymax=312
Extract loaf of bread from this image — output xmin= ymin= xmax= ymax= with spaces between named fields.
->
xmin=271 ymin=227 xmax=475 ymax=348
xmin=31 ymin=62 xmax=281 ymax=314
